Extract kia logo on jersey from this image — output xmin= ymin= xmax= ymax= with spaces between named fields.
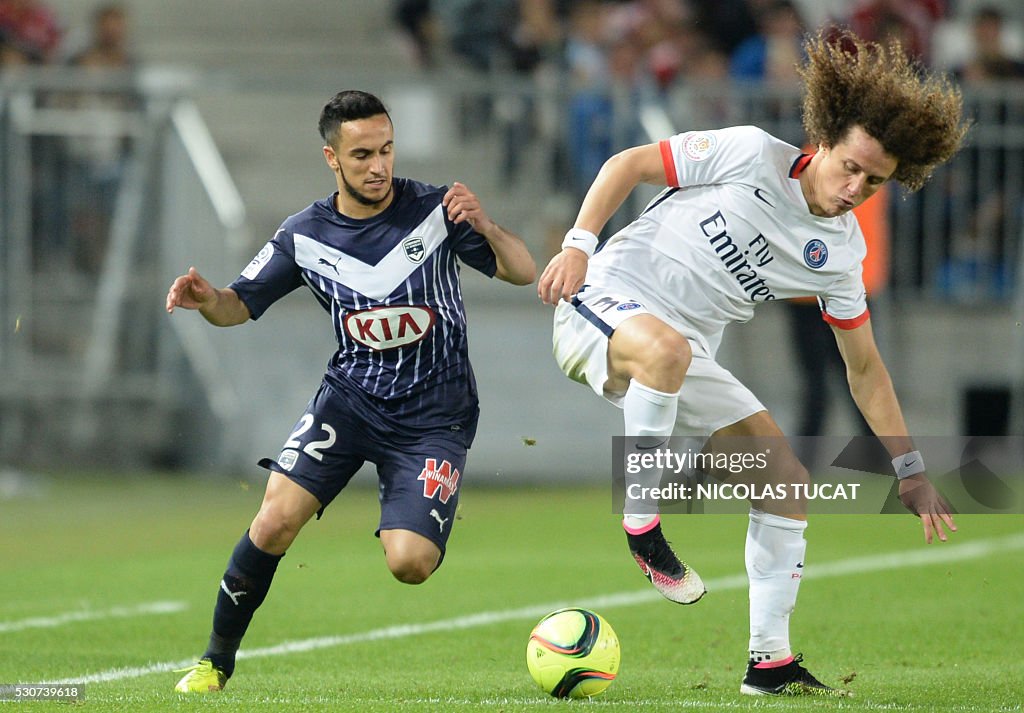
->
xmin=418 ymin=458 xmax=461 ymax=504
xmin=344 ymin=305 xmax=436 ymax=350
xmin=803 ymin=239 xmax=829 ymax=268
xmin=403 ymin=237 xmax=425 ymax=264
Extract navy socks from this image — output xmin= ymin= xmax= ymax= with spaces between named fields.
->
xmin=203 ymin=530 xmax=283 ymax=678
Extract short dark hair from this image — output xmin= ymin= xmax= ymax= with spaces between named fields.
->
xmin=318 ymin=90 xmax=391 ymax=146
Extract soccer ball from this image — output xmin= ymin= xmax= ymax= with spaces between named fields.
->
xmin=526 ymin=608 xmax=620 ymax=698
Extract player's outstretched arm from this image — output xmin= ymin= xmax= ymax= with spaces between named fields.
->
xmin=832 ymin=319 xmax=956 ymax=543
xmin=538 ymin=142 xmax=666 ymax=304
xmin=166 ymin=266 xmax=251 ymax=327
xmin=443 ymin=181 xmax=536 ymax=285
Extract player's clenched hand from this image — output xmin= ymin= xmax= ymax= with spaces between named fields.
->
xmin=538 ymin=248 xmax=589 ymax=304
xmin=443 ymin=181 xmax=494 ymax=234
xmin=166 ymin=266 xmax=217 ymax=314
xmin=898 ymin=473 xmax=957 ymax=544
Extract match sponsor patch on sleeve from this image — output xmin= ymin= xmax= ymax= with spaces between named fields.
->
xmin=241 ymin=242 xmax=274 ymax=280
xmin=682 ymin=131 xmax=717 ymax=162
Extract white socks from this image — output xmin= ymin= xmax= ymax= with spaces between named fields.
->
xmin=746 ymin=508 xmax=807 ymax=665
xmin=622 ymin=380 xmax=679 ymax=532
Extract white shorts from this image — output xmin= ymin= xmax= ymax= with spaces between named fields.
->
xmin=552 ymin=286 xmax=765 ymax=438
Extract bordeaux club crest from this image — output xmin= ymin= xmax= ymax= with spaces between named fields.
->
xmin=403 ymin=237 xmax=425 ymax=264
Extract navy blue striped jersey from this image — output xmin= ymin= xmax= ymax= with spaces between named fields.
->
xmin=229 ymin=177 xmax=497 ymax=436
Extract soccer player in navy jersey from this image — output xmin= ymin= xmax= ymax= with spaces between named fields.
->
xmin=167 ymin=90 xmax=535 ymax=693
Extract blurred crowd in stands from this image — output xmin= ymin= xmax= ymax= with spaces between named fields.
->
xmin=394 ymin=0 xmax=1024 ymax=87
xmin=393 ymin=0 xmax=1023 ymax=437
xmin=1 ymin=1 xmax=1019 ymax=435
xmin=1 ymin=0 xmax=137 ymax=275
xmin=393 ymin=0 xmax=1024 ymax=220
xmin=0 ymin=0 xmax=133 ymax=70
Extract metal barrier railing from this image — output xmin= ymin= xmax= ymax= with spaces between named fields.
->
xmin=0 ymin=70 xmax=249 ymax=467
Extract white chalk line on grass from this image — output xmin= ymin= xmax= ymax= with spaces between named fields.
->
xmin=0 ymin=600 xmax=188 ymax=634
xmin=268 ymin=696 xmax=1021 ymax=712
xmin=62 ymin=533 xmax=1024 ymax=686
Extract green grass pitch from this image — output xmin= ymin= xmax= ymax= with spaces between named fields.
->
xmin=1 ymin=472 xmax=1022 ymax=712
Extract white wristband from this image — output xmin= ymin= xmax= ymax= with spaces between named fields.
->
xmin=892 ymin=451 xmax=925 ymax=479
xmin=561 ymin=228 xmax=599 ymax=257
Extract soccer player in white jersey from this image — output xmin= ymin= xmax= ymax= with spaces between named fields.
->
xmin=539 ymin=32 xmax=968 ymax=697
xmin=167 ymin=90 xmax=535 ymax=693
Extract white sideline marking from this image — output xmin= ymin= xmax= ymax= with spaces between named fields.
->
xmin=63 ymin=533 xmax=1024 ymax=685
xmin=0 ymin=601 xmax=187 ymax=634
xmin=295 ymin=696 xmax=1021 ymax=711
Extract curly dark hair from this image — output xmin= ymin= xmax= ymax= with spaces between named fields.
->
xmin=799 ymin=30 xmax=969 ymax=191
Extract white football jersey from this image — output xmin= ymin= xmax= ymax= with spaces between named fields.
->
xmin=586 ymin=125 xmax=870 ymax=357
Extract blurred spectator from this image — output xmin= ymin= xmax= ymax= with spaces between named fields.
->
xmin=565 ymin=0 xmax=609 ymax=87
xmin=449 ymin=0 xmax=568 ymax=181
xmin=690 ymin=0 xmax=758 ymax=57
xmin=433 ymin=0 xmax=518 ymax=71
xmin=646 ymin=17 xmax=729 ymax=89
xmin=63 ymin=3 xmax=138 ymax=274
xmin=933 ymin=6 xmax=1022 ymax=302
xmin=725 ymin=1 xmax=804 ymax=145
xmin=68 ymin=2 xmax=132 ymax=69
xmin=515 ymin=0 xmax=565 ymax=69
xmin=955 ymin=6 xmax=1024 ymax=81
xmin=675 ymin=24 xmax=729 ymax=83
xmin=564 ymin=0 xmax=616 ymax=201
xmin=0 ymin=31 xmax=29 ymax=66
xmin=931 ymin=3 xmax=1024 ymax=73
xmin=560 ymin=0 xmax=734 ymax=202
xmin=393 ymin=0 xmax=437 ymax=68
xmin=499 ymin=0 xmax=567 ymax=181
xmin=848 ymin=0 xmax=944 ymax=63
xmin=0 ymin=0 xmax=62 ymax=63
xmin=730 ymin=0 xmax=805 ymax=83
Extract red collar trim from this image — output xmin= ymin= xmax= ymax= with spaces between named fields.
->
xmin=789 ymin=152 xmax=815 ymax=178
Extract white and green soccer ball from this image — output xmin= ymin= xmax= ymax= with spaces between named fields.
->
xmin=526 ymin=608 xmax=620 ymax=699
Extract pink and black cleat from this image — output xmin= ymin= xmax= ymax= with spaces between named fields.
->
xmin=625 ymin=517 xmax=706 ymax=604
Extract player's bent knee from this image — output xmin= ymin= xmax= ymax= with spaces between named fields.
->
xmin=647 ymin=331 xmax=691 ymax=370
xmin=634 ymin=331 xmax=691 ymax=388
xmin=250 ymin=509 xmax=305 ymax=553
xmin=387 ymin=555 xmax=436 ymax=585
xmin=380 ymin=529 xmax=442 ymax=585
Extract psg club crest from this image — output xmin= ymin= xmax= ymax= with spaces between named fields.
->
xmin=403 ymin=237 xmax=425 ymax=264
xmin=803 ymin=239 xmax=828 ymax=269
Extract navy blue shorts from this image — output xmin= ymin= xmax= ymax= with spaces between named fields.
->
xmin=258 ymin=381 xmax=471 ymax=554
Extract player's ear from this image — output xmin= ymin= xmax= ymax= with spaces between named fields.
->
xmin=323 ymin=145 xmax=339 ymax=171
